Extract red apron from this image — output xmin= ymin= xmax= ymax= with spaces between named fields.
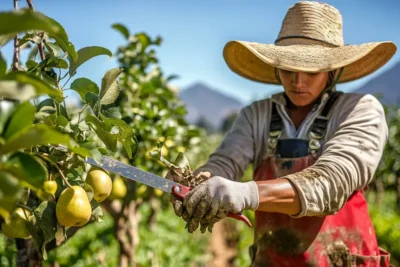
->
xmin=250 ymin=94 xmax=390 ymax=266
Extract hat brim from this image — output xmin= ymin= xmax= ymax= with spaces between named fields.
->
xmin=223 ymin=40 xmax=397 ymax=84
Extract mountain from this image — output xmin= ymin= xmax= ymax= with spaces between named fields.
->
xmin=179 ymin=82 xmax=244 ymax=130
xmin=355 ymin=61 xmax=400 ymax=105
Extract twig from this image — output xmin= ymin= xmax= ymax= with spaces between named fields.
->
xmin=12 ymin=0 xmax=19 ymax=71
xmin=17 ymin=203 xmax=33 ymax=212
xmin=26 ymin=0 xmax=35 ymax=11
xmin=77 ymin=104 xmax=88 ymax=123
xmin=36 ymin=153 xmax=72 ymax=188
xmin=61 ymin=75 xmax=73 ymax=89
xmin=38 ymin=33 xmax=45 ymax=61
xmin=25 ymin=1 xmax=46 ymax=61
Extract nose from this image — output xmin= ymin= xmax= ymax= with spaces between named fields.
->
xmin=291 ymin=72 xmax=307 ymax=88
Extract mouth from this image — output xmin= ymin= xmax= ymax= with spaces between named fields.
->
xmin=289 ymin=91 xmax=309 ymax=95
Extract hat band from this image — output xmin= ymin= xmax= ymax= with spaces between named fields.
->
xmin=275 ymin=35 xmax=341 ymax=48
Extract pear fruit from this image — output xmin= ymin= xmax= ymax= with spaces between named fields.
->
xmin=1 ymin=208 xmax=31 ymax=239
xmin=108 ymin=176 xmax=127 ymax=200
xmin=56 ymin=186 xmax=91 ymax=227
xmin=43 ymin=180 xmax=58 ymax=195
xmin=85 ymin=167 xmax=112 ymax=202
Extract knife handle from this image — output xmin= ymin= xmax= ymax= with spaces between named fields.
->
xmin=172 ymin=184 xmax=252 ymax=227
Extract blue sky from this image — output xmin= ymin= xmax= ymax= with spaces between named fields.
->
xmin=1 ymin=0 xmax=400 ymax=104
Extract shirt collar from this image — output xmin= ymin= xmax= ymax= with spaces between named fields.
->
xmin=271 ymin=90 xmax=334 ymax=110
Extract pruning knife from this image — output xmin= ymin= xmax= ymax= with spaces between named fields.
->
xmin=86 ymin=156 xmax=252 ymax=227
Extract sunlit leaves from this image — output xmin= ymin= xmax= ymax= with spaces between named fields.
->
xmin=99 ymin=68 xmax=123 ymax=105
xmin=0 ymin=9 xmax=77 ymax=61
xmin=27 ymin=201 xmax=58 ymax=260
xmin=2 ymin=152 xmax=47 ymax=189
xmin=3 ymin=102 xmax=35 ymax=140
xmin=0 ymin=124 xmax=70 ymax=155
xmin=71 ymin=78 xmax=99 ymax=101
xmin=111 ymin=23 xmax=130 ymax=39
xmin=0 ymin=72 xmax=63 ymax=102
xmin=0 ymin=52 xmax=6 ymax=78
xmin=69 ymin=46 xmax=112 ymax=76
xmin=85 ymin=115 xmax=117 ymax=152
xmin=0 ymin=172 xmax=24 ymax=220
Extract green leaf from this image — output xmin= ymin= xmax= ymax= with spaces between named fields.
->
xmin=85 ymin=115 xmax=117 ymax=151
xmin=102 ymin=107 xmax=122 ymax=119
xmin=99 ymin=68 xmax=123 ymax=105
xmin=90 ymin=200 xmax=103 ymax=222
xmin=2 ymin=152 xmax=47 ymax=189
xmin=84 ymin=184 xmax=94 ymax=202
xmin=0 ymin=171 xmax=24 ymax=220
xmin=26 ymin=59 xmax=39 ymax=71
xmin=69 ymin=146 xmax=92 ymax=158
xmin=0 ymin=10 xmax=77 ymax=61
xmin=44 ymin=42 xmax=62 ymax=58
xmin=85 ymin=92 xmax=99 ymax=109
xmin=56 ymin=115 xmax=69 ymax=127
xmin=111 ymin=23 xmax=130 ymax=39
xmin=0 ymin=124 xmax=70 ymax=155
xmin=101 ymin=116 xmax=135 ymax=158
xmin=0 ymin=72 xmax=63 ymax=102
xmin=0 ymin=100 xmax=16 ymax=135
xmin=136 ymin=32 xmax=151 ymax=50
xmin=0 ymin=52 xmax=6 ymax=78
xmin=0 ymin=34 xmax=14 ymax=47
xmin=69 ymin=46 xmax=112 ymax=76
xmin=3 ymin=102 xmax=35 ymax=140
xmin=27 ymin=201 xmax=57 ymax=260
xmin=70 ymin=78 xmax=99 ymax=101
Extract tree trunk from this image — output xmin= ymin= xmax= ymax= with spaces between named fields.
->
xmin=209 ymin=220 xmax=239 ymax=267
xmin=15 ymin=238 xmax=41 ymax=267
xmin=147 ymin=189 xmax=159 ymax=231
xmin=116 ymin=199 xmax=140 ymax=267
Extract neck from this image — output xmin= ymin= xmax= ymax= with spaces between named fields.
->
xmin=285 ymin=95 xmax=317 ymax=129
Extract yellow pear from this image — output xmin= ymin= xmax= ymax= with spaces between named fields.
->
xmin=85 ymin=167 xmax=112 ymax=202
xmin=43 ymin=180 xmax=58 ymax=195
xmin=56 ymin=186 xmax=91 ymax=227
xmin=108 ymin=176 xmax=127 ymax=200
xmin=1 ymin=208 xmax=31 ymax=239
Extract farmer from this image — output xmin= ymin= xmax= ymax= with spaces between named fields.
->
xmin=168 ymin=1 xmax=397 ymax=266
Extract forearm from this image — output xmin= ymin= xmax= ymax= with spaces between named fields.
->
xmin=256 ymin=179 xmax=301 ymax=215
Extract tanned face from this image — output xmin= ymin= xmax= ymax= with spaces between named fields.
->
xmin=278 ymin=69 xmax=329 ymax=107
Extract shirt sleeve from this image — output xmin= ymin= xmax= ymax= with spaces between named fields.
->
xmin=284 ymin=94 xmax=388 ymax=217
xmin=195 ymin=106 xmax=255 ymax=181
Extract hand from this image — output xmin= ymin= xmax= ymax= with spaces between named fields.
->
xmin=165 ymin=169 xmax=185 ymax=217
xmin=182 ymin=176 xmax=259 ymax=233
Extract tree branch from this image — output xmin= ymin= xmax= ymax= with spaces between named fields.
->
xmin=12 ymin=0 xmax=19 ymax=71
xmin=25 ymin=0 xmax=46 ymax=61
xmin=26 ymin=0 xmax=35 ymax=11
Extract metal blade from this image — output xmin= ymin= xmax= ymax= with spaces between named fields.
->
xmin=86 ymin=156 xmax=178 ymax=194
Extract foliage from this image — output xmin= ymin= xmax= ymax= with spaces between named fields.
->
xmin=0 ymin=7 xmax=138 ymax=262
xmin=367 ymin=191 xmax=400 ymax=265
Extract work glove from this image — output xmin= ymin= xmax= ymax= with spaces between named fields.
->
xmin=165 ymin=170 xmax=210 ymax=218
xmin=182 ymin=176 xmax=259 ymax=233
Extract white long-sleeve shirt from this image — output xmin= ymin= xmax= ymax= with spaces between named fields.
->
xmin=196 ymin=91 xmax=388 ymax=217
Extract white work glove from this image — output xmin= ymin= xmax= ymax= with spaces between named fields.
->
xmin=182 ymin=176 xmax=259 ymax=233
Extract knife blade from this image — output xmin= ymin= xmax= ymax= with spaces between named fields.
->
xmin=86 ymin=156 xmax=252 ymax=227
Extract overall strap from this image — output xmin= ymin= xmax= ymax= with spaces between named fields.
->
xmin=309 ymin=91 xmax=343 ymax=155
xmin=267 ymin=102 xmax=283 ymax=154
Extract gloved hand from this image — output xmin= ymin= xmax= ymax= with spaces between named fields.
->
xmin=165 ymin=169 xmax=185 ymax=217
xmin=182 ymin=176 xmax=259 ymax=233
xmin=165 ymin=170 xmax=210 ymax=218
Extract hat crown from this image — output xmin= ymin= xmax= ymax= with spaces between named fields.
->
xmin=276 ymin=1 xmax=344 ymax=47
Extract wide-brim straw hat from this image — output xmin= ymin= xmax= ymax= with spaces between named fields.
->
xmin=223 ymin=1 xmax=397 ymax=84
